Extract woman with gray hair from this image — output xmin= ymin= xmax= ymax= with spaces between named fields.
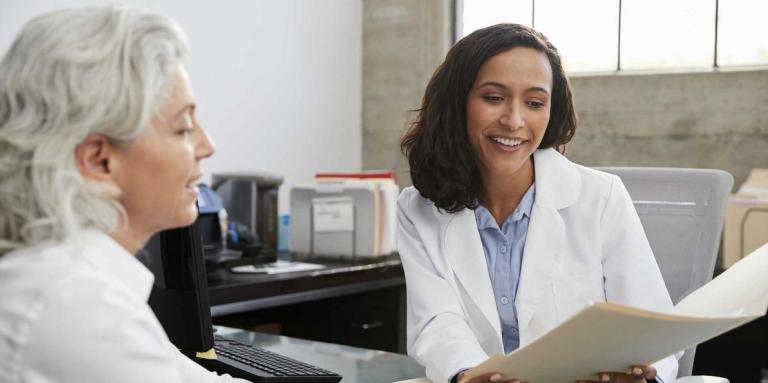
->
xmin=0 ymin=6 xmax=249 ymax=382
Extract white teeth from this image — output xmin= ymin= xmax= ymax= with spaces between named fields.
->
xmin=492 ymin=137 xmax=523 ymax=147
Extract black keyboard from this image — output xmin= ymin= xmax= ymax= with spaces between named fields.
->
xmin=207 ymin=335 xmax=342 ymax=382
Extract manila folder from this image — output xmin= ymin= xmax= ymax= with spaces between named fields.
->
xmin=465 ymin=242 xmax=768 ymax=383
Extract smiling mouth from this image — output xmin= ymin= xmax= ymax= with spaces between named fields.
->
xmin=490 ymin=136 xmax=527 ymax=148
xmin=186 ymin=176 xmax=202 ymax=191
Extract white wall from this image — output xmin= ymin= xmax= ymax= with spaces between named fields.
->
xmin=0 ymin=0 xmax=362 ymax=213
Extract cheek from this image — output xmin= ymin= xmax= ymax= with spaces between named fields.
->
xmin=532 ymin=109 xmax=551 ymax=136
xmin=466 ymin=100 xmax=489 ymax=137
xmin=466 ymin=99 xmax=481 ymax=122
xmin=125 ymin=148 xmax=189 ymax=209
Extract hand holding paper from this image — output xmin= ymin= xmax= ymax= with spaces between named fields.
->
xmin=463 ymin=242 xmax=768 ymax=383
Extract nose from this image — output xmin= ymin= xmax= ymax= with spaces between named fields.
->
xmin=499 ymin=104 xmax=524 ymax=130
xmin=195 ymin=122 xmax=216 ymax=160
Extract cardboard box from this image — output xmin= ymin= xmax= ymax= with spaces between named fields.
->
xmin=722 ymin=169 xmax=768 ymax=268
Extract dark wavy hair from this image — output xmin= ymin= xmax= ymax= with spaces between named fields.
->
xmin=401 ymin=23 xmax=577 ymax=213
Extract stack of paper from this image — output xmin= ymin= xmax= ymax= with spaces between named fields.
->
xmin=290 ymin=171 xmax=399 ymax=258
xmin=314 ymin=171 xmax=399 ymax=256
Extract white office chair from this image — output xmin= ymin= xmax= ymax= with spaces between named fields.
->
xmin=597 ymin=167 xmax=733 ymax=383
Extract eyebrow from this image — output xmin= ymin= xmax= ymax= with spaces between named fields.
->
xmin=478 ymin=81 xmax=550 ymax=95
xmin=175 ymin=103 xmax=196 ymax=117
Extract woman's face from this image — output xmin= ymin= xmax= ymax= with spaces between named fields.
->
xmin=113 ymin=64 xmax=214 ymax=237
xmin=466 ymin=47 xmax=553 ymax=179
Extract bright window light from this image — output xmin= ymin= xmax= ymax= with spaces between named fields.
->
xmin=620 ymin=0 xmax=716 ymax=70
xmin=459 ymin=0 xmax=763 ymax=73
xmin=460 ymin=0 xmax=532 ymax=38
xmin=534 ymin=0 xmax=619 ymax=73
xmin=717 ymin=0 xmax=768 ymax=67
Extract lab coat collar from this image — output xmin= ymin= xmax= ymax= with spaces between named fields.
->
xmin=431 ymin=148 xmax=580 ymax=220
xmin=70 ymin=228 xmax=155 ymax=302
xmin=474 ymin=184 xmax=535 ymax=232
xmin=532 ymin=148 xmax=581 ymax=210
xmin=436 ymin=148 xmax=579 ymax=348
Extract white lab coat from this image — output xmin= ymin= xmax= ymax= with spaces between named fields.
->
xmin=397 ymin=148 xmax=679 ymax=383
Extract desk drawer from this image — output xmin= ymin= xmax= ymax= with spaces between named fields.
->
xmin=281 ymin=287 xmax=402 ymax=352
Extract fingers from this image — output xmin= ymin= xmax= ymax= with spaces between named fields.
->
xmin=631 ymin=365 xmax=657 ymax=379
xmin=460 ymin=371 xmax=497 ymax=383
xmin=595 ymin=372 xmax=637 ymax=382
xmin=461 ymin=371 xmax=520 ymax=383
xmin=577 ymin=372 xmax=614 ymax=383
xmin=580 ymin=365 xmax=657 ymax=383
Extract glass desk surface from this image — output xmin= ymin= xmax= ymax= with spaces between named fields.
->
xmin=214 ymin=326 xmax=425 ymax=383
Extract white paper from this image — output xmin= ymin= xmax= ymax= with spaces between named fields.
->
xmin=312 ymin=196 xmax=354 ymax=233
xmin=230 ymin=261 xmax=326 ymax=274
xmin=464 ymin=242 xmax=768 ymax=383
xmin=673 ymin=242 xmax=768 ymax=317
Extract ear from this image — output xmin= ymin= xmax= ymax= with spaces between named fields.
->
xmin=74 ymin=133 xmax=116 ymax=183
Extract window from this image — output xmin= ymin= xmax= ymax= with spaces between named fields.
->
xmin=621 ymin=0 xmax=715 ymax=70
xmin=534 ymin=0 xmax=618 ymax=72
xmin=460 ymin=0 xmax=532 ymax=34
xmin=717 ymin=0 xmax=768 ymax=66
xmin=457 ymin=0 xmax=768 ymax=73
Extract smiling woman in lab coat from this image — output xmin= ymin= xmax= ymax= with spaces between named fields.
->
xmin=398 ymin=24 xmax=678 ymax=383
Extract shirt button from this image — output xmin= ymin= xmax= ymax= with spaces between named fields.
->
xmin=500 ymin=296 xmax=510 ymax=305
xmin=500 ymin=245 xmax=508 ymax=253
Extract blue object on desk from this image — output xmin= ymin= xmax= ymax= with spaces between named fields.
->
xmin=278 ymin=214 xmax=291 ymax=252
xmin=197 ymin=184 xmax=224 ymax=214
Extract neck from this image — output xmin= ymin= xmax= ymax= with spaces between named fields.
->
xmin=479 ymin=156 xmax=534 ymax=227
xmin=110 ymin=225 xmax=151 ymax=255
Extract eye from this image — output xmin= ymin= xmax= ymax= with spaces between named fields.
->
xmin=177 ymin=112 xmax=195 ymax=136
xmin=482 ymin=95 xmax=504 ymax=103
xmin=527 ymin=100 xmax=546 ymax=109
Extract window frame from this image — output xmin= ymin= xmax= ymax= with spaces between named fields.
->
xmin=453 ymin=0 xmax=768 ymax=75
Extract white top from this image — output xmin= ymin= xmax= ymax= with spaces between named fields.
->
xmin=0 ymin=229 xmax=250 ymax=383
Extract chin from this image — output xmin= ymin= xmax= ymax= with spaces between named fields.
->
xmin=173 ymin=206 xmax=199 ymax=228
xmin=490 ymin=160 xmax=525 ymax=173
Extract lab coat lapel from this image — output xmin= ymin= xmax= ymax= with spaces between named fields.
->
xmin=515 ymin=148 xmax=580 ymax=344
xmin=443 ymin=208 xmax=502 ymax=338
xmin=515 ymin=204 xmax=562 ymax=343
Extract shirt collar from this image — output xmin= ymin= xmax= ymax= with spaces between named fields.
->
xmin=474 ymin=183 xmax=536 ymax=230
xmin=70 ymin=229 xmax=155 ymax=302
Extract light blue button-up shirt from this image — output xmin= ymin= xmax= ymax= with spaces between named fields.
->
xmin=474 ymin=184 xmax=535 ymax=354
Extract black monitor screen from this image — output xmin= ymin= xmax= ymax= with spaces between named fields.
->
xmin=138 ymin=216 xmax=214 ymax=356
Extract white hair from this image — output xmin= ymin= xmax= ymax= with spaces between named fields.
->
xmin=0 ymin=6 xmax=188 ymax=254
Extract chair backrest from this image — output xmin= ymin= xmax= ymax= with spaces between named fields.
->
xmin=596 ymin=167 xmax=733 ymax=377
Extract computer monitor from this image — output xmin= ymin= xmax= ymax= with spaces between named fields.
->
xmin=137 ymin=204 xmax=343 ymax=382
xmin=138 ymin=216 xmax=214 ymax=356
xmin=212 ymin=173 xmax=283 ymax=249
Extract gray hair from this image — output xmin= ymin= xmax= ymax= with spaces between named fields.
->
xmin=0 ymin=6 xmax=188 ymax=254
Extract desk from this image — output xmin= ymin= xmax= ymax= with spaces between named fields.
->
xmin=208 ymin=254 xmax=407 ymax=353
xmin=215 ymin=326 xmax=425 ymax=383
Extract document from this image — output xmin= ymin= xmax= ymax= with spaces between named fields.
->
xmin=462 ymin=242 xmax=768 ymax=383
xmin=230 ymin=261 xmax=325 ymax=274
